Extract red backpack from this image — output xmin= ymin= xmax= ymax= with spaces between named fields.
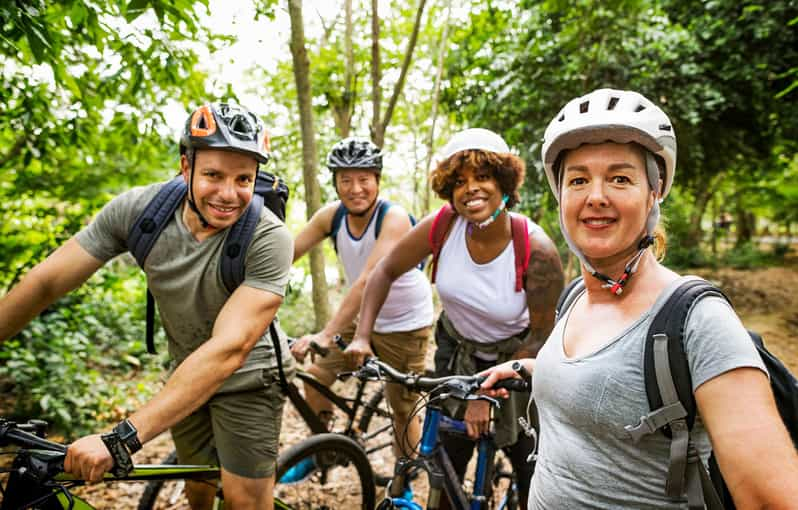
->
xmin=427 ymin=203 xmax=530 ymax=292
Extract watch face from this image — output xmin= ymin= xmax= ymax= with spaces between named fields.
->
xmin=115 ymin=419 xmax=136 ymax=439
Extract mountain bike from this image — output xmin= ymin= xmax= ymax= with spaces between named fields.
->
xmin=138 ymin=338 xmax=389 ymax=508
xmin=350 ymin=358 xmax=533 ymax=510
xmin=0 ymin=417 xmax=374 ymax=510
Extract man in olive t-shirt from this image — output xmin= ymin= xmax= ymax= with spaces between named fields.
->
xmin=0 ymin=103 xmax=293 ymax=509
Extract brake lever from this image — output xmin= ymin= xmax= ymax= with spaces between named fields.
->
xmin=467 ymin=393 xmax=501 ymax=409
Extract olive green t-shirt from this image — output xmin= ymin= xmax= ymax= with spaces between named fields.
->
xmin=75 ymin=180 xmax=294 ymax=378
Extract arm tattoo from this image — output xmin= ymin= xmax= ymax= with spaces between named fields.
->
xmin=519 ymin=234 xmax=565 ymax=357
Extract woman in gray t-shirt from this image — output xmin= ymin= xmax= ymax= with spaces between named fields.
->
xmin=481 ymin=88 xmax=798 ymax=508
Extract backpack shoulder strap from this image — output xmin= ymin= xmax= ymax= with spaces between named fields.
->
xmin=328 ymin=202 xmax=348 ymax=253
xmin=220 ymin=194 xmax=264 ymax=294
xmin=428 ymin=203 xmax=457 ymax=284
xmin=127 ymin=176 xmax=186 ymax=268
xmin=510 ymin=214 xmax=530 ymax=292
xmin=643 ymin=277 xmax=729 ymax=435
xmin=555 ymin=276 xmax=585 ymax=323
xmin=127 ymin=176 xmax=186 ymax=355
xmin=626 ymin=276 xmax=727 ymax=505
xmin=373 ymin=199 xmax=391 ymax=238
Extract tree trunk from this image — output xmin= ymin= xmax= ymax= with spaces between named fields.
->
xmin=370 ymin=0 xmax=381 ymax=144
xmin=735 ymin=206 xmax=756 ymax=247
xmin=288 ymin=0 xmax=330 ymax=330
xmin=423 ymin=0 xmax=452 ymax=216
xmin=331 ymin=0 xmax=355 ymax=138
xmin=686 ymin=180 xmax=717 ymax=248
xmin=370 ymin=0 xmax=428 ymax=148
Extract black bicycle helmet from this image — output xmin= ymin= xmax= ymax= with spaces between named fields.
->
xmin=326 ymin=137 xmax=382 ymax=172
xmin=180 ymin=103 xmax=270 ymax=164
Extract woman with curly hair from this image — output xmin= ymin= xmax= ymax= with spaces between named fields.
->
xmin=346 ymin=128 xmax=564 ymax=508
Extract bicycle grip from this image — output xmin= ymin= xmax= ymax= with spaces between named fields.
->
xmin=512 ymin=361 xmax=532 ymax=380
xmin=309 ymin=341 xmax=330 ymax=357
xmin=493 ymin=378 xmax=530 ymax=392
xmin=333 ymin=334 xmax=348 ymax=351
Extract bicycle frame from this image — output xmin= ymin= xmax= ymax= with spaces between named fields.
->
xmin=0 ymin=422 xmax=294 ymax=510
xmin=388 ymin=405 xmax=500 ymax=510
xmin=289 ymin=370 xmax=391 ymax=453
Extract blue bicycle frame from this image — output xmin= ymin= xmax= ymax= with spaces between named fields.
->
xmin=388 ymin=406 xmax=500 ymax=510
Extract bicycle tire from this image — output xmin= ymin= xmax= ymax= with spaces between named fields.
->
xmin=275 ymin=433 xmax=376 ymax=510
xmin=358 ymin=388 xmax=395 ymax=449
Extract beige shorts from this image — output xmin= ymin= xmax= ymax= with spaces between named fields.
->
xmin=170 ymin=368 xmax=289 ymax=478
xmin=315 ymin=324 xmax=431 ymax=417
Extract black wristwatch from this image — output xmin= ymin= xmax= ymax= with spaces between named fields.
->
xmin=113 ymin=419 xmax=142 ymax=454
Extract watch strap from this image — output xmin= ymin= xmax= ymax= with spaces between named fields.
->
xmin=100 ymin=431 xmax=134 ymax=477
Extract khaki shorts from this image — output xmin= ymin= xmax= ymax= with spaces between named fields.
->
xmin=170 ymin=368 xmax=289 ymax=478
xmin=315 ymin=324 xmax=431 ymax=417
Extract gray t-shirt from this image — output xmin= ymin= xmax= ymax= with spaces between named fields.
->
xmin=530 ymin=277 xmax=766 ymax=509
xmin=76 ymin=181 xmax=294 ymax=376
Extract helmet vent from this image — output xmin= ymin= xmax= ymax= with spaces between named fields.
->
xmin=558 ymin=113 xmax=565 ymax=122
xmin=579 ymin=101 xmax=589 ymax=113
xmin=635 ymin=104 xmax=646 ymax=112
xmin=659 ymin=124 xmax=672 ymax=132
xmin=607 ymin=97 xmax=619 ymax=110
xmin=229 ymin=115 xmax=256 ymax=141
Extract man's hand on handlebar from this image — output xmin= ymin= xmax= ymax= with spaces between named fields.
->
xmin=344 ymin=336 xmax=374 ymax=369
xmin=290 ymin=331 xmax=335 ymax=363
xmin=478 ymin=358 xmax=535 ymax=399
xmin=64 ymin=434 xmax=114 ymax=483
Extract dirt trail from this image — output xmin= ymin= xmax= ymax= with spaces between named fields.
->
xmin=692 ymin=266 xmax=798 ymax=373
xmin=5 ymin=266 xmax=797 ymax=508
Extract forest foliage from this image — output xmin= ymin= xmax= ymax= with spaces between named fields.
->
xmin=1 ymin=0 xmax=796 ymax=434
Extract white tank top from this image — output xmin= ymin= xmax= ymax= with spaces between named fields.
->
xmin=435 ymin=213 xmax=535 ymax=344
xmin=336 ymin=202 xmax=434 ymax=333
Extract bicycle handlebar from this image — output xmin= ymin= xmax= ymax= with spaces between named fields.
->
xmin=353 ymin=358 xmax=530 ymax=397
xmin=0 ymin=419 xmax=67 ymax=453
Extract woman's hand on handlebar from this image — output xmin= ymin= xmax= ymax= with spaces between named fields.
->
xmin=344 ymin=336 xmax=374 ymax=369
xmin=478 ymin=358 xmax=535 ymax=398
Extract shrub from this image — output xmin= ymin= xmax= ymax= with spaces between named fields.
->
xmin=0 ymin=265 xmax=166 ymax=437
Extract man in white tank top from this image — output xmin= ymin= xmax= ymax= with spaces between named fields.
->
xmin=291 ymin=137 xmax=434 ymax=458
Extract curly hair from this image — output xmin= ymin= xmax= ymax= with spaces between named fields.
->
xmin=430 ymin=150 xmax=526 ymax=208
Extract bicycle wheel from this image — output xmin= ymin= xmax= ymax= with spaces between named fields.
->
xmin=137 ymin=450 xmax=219 ymax=510
xmin=275 ymin=433 xmax=376 ymax=510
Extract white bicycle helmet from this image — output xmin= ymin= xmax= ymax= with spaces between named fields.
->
xmin=441 ymin=128 xmax=510 ymax=159
xmin=541 ymin=88 xmax=676 ymax=201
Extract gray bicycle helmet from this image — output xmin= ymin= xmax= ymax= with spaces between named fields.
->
xmin=326 ymin=138 xmax=382 ymax=172
xmin=180 ymin=103 xmax=270 ymax=164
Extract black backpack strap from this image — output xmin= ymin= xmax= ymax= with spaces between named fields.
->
xmin=127 ymin=176 xmax=187 ymax=354
xmin=218 ymin=192 xmax=291 ymax=391
xmin=220 ymin=194 xmax=264 ymax=293
xmin=328 ymin=202 xmax=348 ymax=253
xmin=145 ymin=290 xmax=156 ymax=355
xmin=624 ymin=277 xmax=728 ymax=504
xmin=554 ymin=276 xmax=585 ymax=323
xmin=269 ymin=320 xmax=289 ymax=392
xmin=127 ymin=176 xmax=187 ymax=268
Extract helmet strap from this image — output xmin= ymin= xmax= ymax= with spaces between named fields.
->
xmin=186 ymin=151 xmax=211 ymax=229
xmin=467 ymin=194 xmax=509 ymax=236
xmin=587 ymin=235 xmax=654 ymax=296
